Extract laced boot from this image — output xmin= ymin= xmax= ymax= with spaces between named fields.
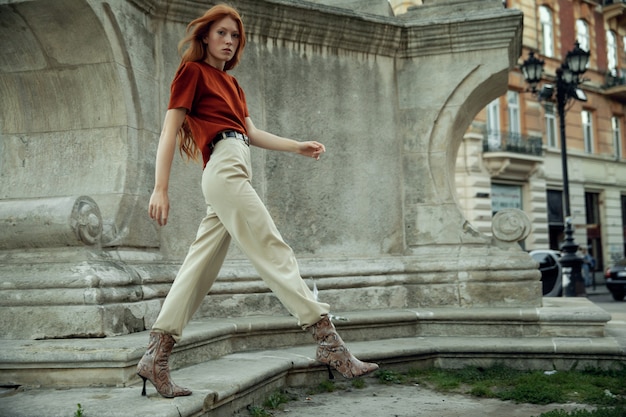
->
xmin=137 ymin=332 xmax=192 ymax=398
xmin=308 ymin=316 xmax=379 ymax=379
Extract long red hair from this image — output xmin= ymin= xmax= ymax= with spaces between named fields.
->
xmin=176 ymin=4 xmax=247 ymax=161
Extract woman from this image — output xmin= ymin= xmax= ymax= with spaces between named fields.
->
xmin=136 ymin=4 xmax=378 ymax=398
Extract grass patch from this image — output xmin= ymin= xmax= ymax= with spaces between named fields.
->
xmin=244 ymin=364 xmax=625 ymax=417
xmin=306 ymin=379 xmax=338 ymax=395
xmin=533 ymin=406 xmax=626 ymax=417
xmin=351 ymin=377 xmax=366 ymax=389
xmin=247 ymin=405 xmax=273 ymax=417
xmin=246 ymin=389 xmax=294 ymax=416
xmin=375 ymin=369 xmax=406 ymax=384
xmin=262 ymin=390 xmax=290 ymax=410
xmin=402 ymin=364 xmax=626 ymax=417
xmin=245 ymin=377 xmax=368 ymax=415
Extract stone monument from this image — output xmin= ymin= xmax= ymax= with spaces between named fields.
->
xmin=0 ymin=0 xmax=533 ymax=340
xmin=0 ymin=0 xmax=613 ymax=397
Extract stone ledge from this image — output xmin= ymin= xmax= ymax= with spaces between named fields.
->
xmin=0 ymin=299 xmax=613 ymax=389
xmin=0 ymin=248 xmax=549 ymax=339
xmin=0 ymin=332 xmax=624 ymax=417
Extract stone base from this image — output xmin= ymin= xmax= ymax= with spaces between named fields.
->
xmin=0 ymin=247 xmax=160 ymax=339
xmin=0 ymin=246 xmax=544 ymax=339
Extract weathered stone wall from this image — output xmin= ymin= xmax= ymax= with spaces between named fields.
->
xmin=0 ymin=0 xmax=159 ymax=248
xmin=0 ymin=0 xmax=534 ymax=340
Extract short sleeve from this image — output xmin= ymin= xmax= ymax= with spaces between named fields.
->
xmin=234 ymin=79 xmax=249 ymax=118
xmin=168 ymin=62 xmax=201 ymax=111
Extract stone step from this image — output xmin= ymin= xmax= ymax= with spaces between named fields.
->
xmin=0 ymin=299 xmax=613 ymax=389
xmin=1 ymin=331 xmax=625 ymax=417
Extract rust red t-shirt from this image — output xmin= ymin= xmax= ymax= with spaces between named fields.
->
xmin=168 ymin=61 xmax=249 ymax=166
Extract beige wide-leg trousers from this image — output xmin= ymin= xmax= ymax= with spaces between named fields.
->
xmin=152 ymin=137 xmax=330 ymax=341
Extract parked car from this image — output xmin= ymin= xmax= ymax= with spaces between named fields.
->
xmin=604 ymin=257 xmax=626 ymax=301
xmin=529 ymin=249 xmax=563 ymax=297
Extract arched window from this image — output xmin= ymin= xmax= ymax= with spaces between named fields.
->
xmin=576 ymin=20 xmax=590 ymax=52
xmin=607 ymin=30 xmax=618 ymax=76
xmin=539 ymin=6 xmax=554 ymax=57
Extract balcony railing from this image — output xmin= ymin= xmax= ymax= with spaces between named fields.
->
xmin=483 ymin=131 xmax=543 ymax=156
xmin=605 ymin=68 xmax=626 ymax=88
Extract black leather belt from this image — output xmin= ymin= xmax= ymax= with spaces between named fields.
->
xmin=211 ymin=130 xmax=250 ymax=149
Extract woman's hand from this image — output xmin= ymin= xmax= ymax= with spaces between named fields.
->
xmin=148 ymin=108 xmax=186 ymax=227
xmin=245 ymin=117 xmax=326 ymax=159
xmin=149 ymin=188 xmax=170 ymax=226
xmin=298 ymin=141 xmax=326 ymax=160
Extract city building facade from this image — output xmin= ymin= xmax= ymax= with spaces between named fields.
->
xmin=449 ymin=0 xmax=626 ymax=270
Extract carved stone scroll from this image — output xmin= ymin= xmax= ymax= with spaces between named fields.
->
xmin=491 ymin=208 xmax=531 ymax=243
xmin=0 ymin=196 xmax=102 ymax=249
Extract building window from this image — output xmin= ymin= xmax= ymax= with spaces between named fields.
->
xmin=576 ymin=20 xmax=590 ymax=52
xmin=582 ymin=110 xmax=594 ymax=154
xmin=491 ymin=183 xmax=523 ymax=215
xmin=486 ymin=98 xmax=501 ymax=149
xmin=607 ymin=30 xmax=618 ymax=76
xmin=585 ymin=192 xmax=600 ymax=225
xmin=612 ymin=116 xmax=623 ymax=159
xmin=507 ymin=91 xmax=521 ymax=142
xmin=547 ymin=189 xmax=564 ymax=250
xmin=585 ymin=191 xmax=602 ymax=272
xmin=545 ymin=103 xmax=557 ymax=148
xmin=539 ymin=6 xmax=554 ymax=58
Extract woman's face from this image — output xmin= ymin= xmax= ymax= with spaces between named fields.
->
xmin=203 ymin=16 xmax=240 ymax=69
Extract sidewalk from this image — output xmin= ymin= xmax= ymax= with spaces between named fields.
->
xmin=572 ymin=270 xmax=609 ymax=296
xmin=568 ymin=275 xmax=616 ymax=317
xmin=258 ymin=377 xmax=595 ymax=417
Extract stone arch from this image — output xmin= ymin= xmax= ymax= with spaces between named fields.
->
xmin=441 ymin=67 xmax=511 ymax=207
xmin=0 ymin=0 xmax=156 ymax=247
xmin=401 ymin=50 xmax=514 ymax=248
xmin=0 ymin=0 xmax=123 ymax=138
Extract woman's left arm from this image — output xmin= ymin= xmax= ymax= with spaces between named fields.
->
xmin=245 ymin=117 xmax=325 ymax=160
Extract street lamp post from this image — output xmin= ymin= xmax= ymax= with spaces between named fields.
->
xmin=521 ymin=42 xmax=591 ymax=297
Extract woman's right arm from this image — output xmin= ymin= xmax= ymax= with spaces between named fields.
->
xmin=149 ymin=108 xmax=187 ymax=226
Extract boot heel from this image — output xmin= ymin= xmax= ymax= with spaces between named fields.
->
xmin=326 ymin=365 xmax=335 ymax=380
xmin=139 ymin=374 xmax=147 ymax=396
